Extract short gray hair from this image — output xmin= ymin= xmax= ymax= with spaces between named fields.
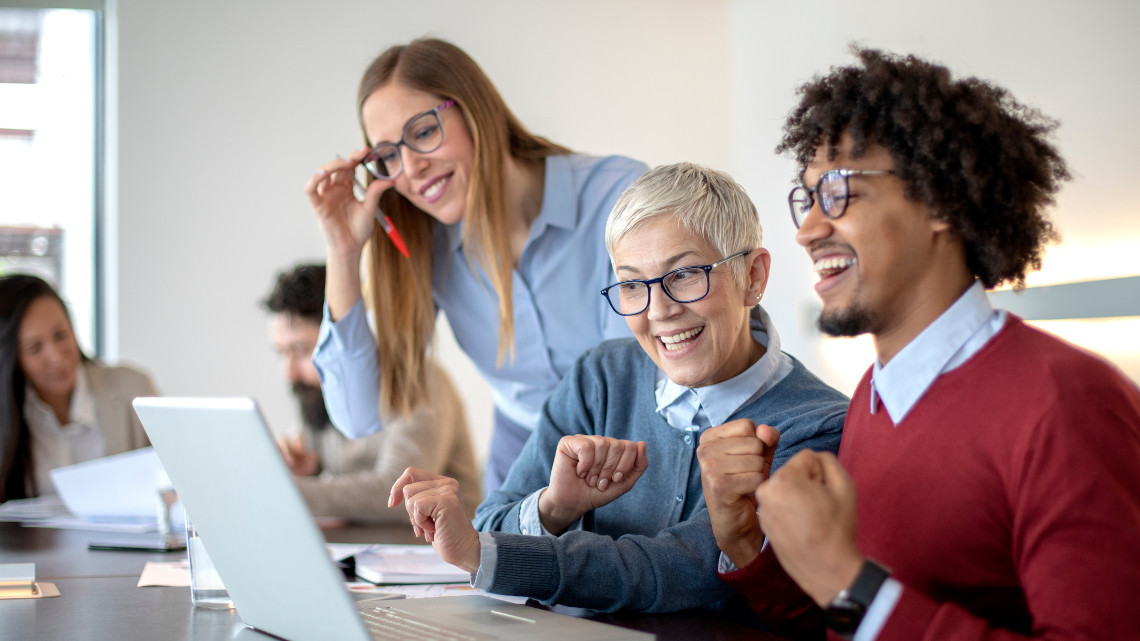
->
xmin=605 ymin=163 xmax=762 ymax=287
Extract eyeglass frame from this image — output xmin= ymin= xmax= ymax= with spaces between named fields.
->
xmin=599 ymin=249 xmax=755 ymax=316
xmin=788 ymin=169 xmax=896 ymax=229
xmin=359 ymin=99 xmax=456 ymax=181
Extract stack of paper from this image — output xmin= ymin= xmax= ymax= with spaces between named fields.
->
xmin=329 ymin=544 xmax=470 ymax=584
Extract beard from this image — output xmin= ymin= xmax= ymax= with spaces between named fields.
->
xmin=291 ymin=381 xmax=331 ymax=431
xmin=817 ymin=302 xmax=874 ymax=338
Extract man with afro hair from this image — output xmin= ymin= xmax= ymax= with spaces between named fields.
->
xmin=697 ymin=48 xmax=1140 ymax=640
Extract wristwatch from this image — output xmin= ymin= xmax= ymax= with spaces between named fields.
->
xmin=824 ymin=559 xmax=890 ymax=639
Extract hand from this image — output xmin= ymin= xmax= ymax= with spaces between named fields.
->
xmin=696 ymin=419 xmax=780 ymax=568
xmin=538 ymin=435 xmax=648 ymax=534
xmin=303 ymin=151 xmax=388 ymax=319
xmin=278 ymin=435 xmax=320 ymax=476
xmin=303 ymin=150 xmax=386 ymax=260
xmin=756 ymin=450 xmax=863 ymax=606
xmin=389 ymin=468 xmax=481 ymax=574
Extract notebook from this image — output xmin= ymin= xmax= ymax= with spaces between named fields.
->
xmin=132 ymin=397 xmax=654 ymax=641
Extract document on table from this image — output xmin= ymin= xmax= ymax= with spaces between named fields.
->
xmin=0 ymin=494 xmax=157 ymax=533
xmin=0 ymin=496 xmax=71 ymax=522
xmin=347 ymin=581 xmax=528 ymax=604
xmin=50 ymin=447 xmax=169 ymax=520
xmin=328 ymin=544 xmax=470 ymax=584
xmin=138 ymin=561 xmax=191 ymax=587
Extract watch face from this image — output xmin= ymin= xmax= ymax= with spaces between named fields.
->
xmin=825 ymin=597 xmax=865 ymax=637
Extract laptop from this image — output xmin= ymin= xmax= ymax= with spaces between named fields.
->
xmin=132 ymin=397 xmax=654 ymax=641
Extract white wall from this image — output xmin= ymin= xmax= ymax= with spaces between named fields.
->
xmin=111 ymin=0 xmax=732 ymax=469
xmin=731 ymin=0 xmax=1140 ymax=393
xmin=110 ymin=0 xmax=1140 ymax=475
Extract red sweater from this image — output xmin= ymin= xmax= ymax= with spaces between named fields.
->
xmin=723 ymin=318 xmax=1140 ymax=640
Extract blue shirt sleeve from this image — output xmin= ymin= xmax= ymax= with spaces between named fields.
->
xmin=313 ymin=298 xmax=383 ymax=439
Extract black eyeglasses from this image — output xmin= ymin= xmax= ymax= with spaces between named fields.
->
xmin=600 ymin=249 xmax=753 ymax=316
xmin=359 ymin=100 xmax=455 ymax=180
xmin=788 ymin=169 xmax=895 ymax=228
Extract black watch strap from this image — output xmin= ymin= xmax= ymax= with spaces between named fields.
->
xmin=824 ymin=559 xmax=890 ymax=639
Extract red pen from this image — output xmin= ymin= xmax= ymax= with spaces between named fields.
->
xmin=341 ymin=155 xmax=411 ymax=259
xmin=374 ymin=212 xmax=410 ymax=258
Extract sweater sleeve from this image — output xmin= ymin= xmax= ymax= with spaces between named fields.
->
xmin=874 ymin=374 xmax=1140 ymax=641
xmin=485 ymin=509 xmax=734 ymax=613
xmin=718 ymin=547 xmax=824 ymax=640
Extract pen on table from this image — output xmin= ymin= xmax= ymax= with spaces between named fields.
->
xmin=337 ymin=154 xmax=411 ymax=259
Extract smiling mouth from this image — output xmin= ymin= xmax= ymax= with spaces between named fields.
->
xmin=420 ymin=174 xmax=450 ymax=201
xmin=813 ymin=256 xmax=857 ymax=280
xmin=659 ymin=327 xmax=704 ymax=351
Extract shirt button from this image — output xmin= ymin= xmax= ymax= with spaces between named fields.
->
xmin=683 ymin=434 xmax=693 ymax=445
xmin=675 ymin=494 xmax=683 ymax=503
xmin=521 ymin=527 xmax=529 ymax=535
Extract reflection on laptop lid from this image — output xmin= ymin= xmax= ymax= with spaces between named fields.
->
xmin=132 ymin=397 xmax=654 ymax=641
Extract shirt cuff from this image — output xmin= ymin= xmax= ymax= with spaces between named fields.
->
xmin=519 ymin=488 xmax=584 ymax=536
xmin=715 ymin=536 xmax=769 ymax=574
xmin=471 ymin=531 xmax=497 ymax=589
xmin=518 ymin=489 xmax=549 ymax=536
xmin=717 ymin=551 xmax=737 ymax=574
xmin=853 ymin=577 xmax=902 ymax=641
xmin=316 ymin=299 xmax=373 ymax=359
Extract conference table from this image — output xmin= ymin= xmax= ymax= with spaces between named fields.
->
xmin=0 ymin=521 xmax=788 ymax=640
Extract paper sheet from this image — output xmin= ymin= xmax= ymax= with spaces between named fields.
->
xmin=0 ymin=496 xmax=71 ymax=522
xmin=347 ymin=582 xmax=528 ymax=603
xmin=138 ymin=560 xmax=191 ymax=587
xmin=50 ymin=447 xmax=169 ymax=520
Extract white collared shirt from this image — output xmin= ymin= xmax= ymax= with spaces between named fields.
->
xmin=654 ymin=305 xmax=794 ymax=432
xmin=868 ymin=280 xmax=1008 ymax=424
xmin=24 ymin=365 xmax=104 ymax=495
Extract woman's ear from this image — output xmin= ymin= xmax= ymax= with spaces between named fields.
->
xmin=745 ymin=248 xmax=772 ymax=303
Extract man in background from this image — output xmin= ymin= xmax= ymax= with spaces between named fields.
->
xmin=263 ymin=264 xmax=480 ymax=522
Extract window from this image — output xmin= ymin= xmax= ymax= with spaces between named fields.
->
xmin=0 ymin=5 xmax=100 ymax=353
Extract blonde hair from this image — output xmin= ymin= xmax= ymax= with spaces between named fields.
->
xmin=357 ymin=38 xmax=570 ymax=416
xmin=605 ymin=162 xmax=762 ymax=289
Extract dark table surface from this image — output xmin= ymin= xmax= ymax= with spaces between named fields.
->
xmin=0 ymin=520 xmax=784 ymax=641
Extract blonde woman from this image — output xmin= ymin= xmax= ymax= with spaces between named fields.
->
xmin=305 ymin=38 xmax=647 ymax=491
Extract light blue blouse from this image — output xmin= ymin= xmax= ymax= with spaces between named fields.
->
xmin=313 ymin=153 xmax=648 ymax=489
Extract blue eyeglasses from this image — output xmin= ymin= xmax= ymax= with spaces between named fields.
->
xmin=600 ymin=249 xmax=753 ymax=316
xmin=788 ymin=169 xmax=895 ymax=228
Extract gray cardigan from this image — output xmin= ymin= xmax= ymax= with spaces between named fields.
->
xmin=472 ymin=337 xmax=848 ymax=613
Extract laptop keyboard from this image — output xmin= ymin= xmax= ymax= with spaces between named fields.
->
xmin=358 ymin=603 xmax=496 ymax=641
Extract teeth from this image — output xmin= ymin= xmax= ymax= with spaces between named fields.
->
xmin=813 ymin=256 xmax=857 ymax=275
xmin=660 ymin=327 xmax=703 ymax=351
xmin=423 ymin=179 xmax=445 ymax=199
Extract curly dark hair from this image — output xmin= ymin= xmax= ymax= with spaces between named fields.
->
xmin=262 ymin=264 xmax=326 ymax=323
xmin=777 ymin=47 xmax=1070 ymax=289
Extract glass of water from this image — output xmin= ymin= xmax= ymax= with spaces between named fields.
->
xmin=185 ymin=513 xmax=234 ymax=609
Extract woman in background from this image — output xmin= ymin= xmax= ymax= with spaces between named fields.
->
xmin=306 ymin=38 xmax=647 ymax=492
xmin=0 ymin=274 xmax=157 ymax=503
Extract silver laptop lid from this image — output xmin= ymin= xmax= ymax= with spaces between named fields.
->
xmin=132 ymin=397 xmax=371 ymax=641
